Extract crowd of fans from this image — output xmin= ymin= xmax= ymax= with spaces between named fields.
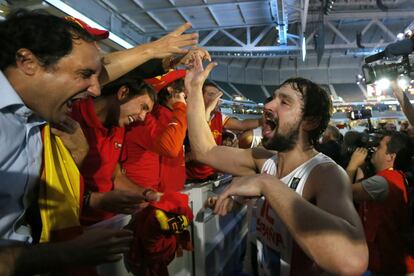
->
xmin=1 ymin=8 xmax=414 ymax=276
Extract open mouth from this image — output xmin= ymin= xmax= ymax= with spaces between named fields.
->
xmin=127 ymin=115 xmax=136 ymax=124
xmin=263 ymin=110 xmax=278 ymax=131
xmin=266 ymin=119 xmax=277 ymax=130
xmin=65 ymin=93 xmax=89 ymax=110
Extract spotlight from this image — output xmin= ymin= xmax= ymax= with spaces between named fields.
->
xmin=397 ymin=75 xmax=410 ymax=90
xmin=376 ymin=78 xmax=390 ymax=90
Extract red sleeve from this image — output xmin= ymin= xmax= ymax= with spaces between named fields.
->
xmin=152 ymin=102 xmax=187 ymax=157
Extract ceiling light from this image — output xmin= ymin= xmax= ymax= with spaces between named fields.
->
xmin=44 ymin=0 xmax=133 ymax=49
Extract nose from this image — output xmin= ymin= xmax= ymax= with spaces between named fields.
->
xmin=138 ymin=111 xmax=148 ymax=122
xmin=87 ymin=75 xmax=101 ymax=97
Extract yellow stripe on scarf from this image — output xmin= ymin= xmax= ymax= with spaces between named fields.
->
xmin=39 ymin=124 xmax=81 ymax=242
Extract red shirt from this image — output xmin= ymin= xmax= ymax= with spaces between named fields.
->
xmin=360 ymin=169 xmax=414 ymax=273
xmin=155 ymin=104 xmax=186 ymax=192
xmin=186 ymin=111 xmax=223 ymax=181
xmin=71 ymin=97 xmax=125 ymax=224
xmin=122 ymin=114 xmax=160 ymax=189
xmin=122 ymin=103 xmax=187 ymax=192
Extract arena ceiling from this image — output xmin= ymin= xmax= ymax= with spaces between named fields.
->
xmin=3 ymin=0 xmax=414 ymax=102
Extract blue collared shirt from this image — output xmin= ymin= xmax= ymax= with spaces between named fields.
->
xmin=0 ymin=71 xmax=45 ymax=243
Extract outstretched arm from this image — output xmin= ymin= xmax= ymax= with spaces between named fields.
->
xmin=185 ymin=54 xmax=267 ymax=176
xmin=224 ymin=117 xmax=261 ymax=132
xmin=214 ymin=164 xmax=368 ymax=275
xmin=100 ymin=23 xmax=198 ymax=85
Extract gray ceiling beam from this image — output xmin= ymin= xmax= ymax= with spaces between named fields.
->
xmin=201 ymin=0 xmax=221 ymax=26
xmin=237 ymin=3 xmax=248 ymax=24
xmin=260 ymin=85 xmax=271 ymax=98
xmin=325 ymin=21 xmax=351 ymax=44
xmin=205 ymin=41 xmax=389 ymax=52
xmin=199 ymin=30 xmax=219 ymax=46
xmin=270 ymin=0 xmax=288 ymax=44
xmin=251 ymin=25 xmax=274 ymax=46
xmin=221 ymin=29 xmax=246 ymax=46
xmin=210 ymin=80 xmax=234 ymax=99
xmin=374 ymin=19 xmax=397 ymax=41
xmin=167 ymin=0 xmax=194 ymax=25
xmin=301 ymin=0 xmax=309 ymax=34
xmin=247 ymin=27 xmax=251 ymax=45
xmin=228 ymin=82 xmax=245 ymax=97
xmin=131 ymin=0 xmax=269 ymax=14
xmin=324 ymin=10 xmax=414 ymax=20
xmin=145 ymin=22 xmax=275 ymax=36
xmin=131 ymin=0 xmax=168 ymax=31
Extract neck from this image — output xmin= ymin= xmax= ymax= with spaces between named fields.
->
xmin=4 ymin=68 xmax=32 ymax=107
xmin=376 ymin=162 xmax=393 ymax=172
xmin=277 ymin=142 xmax=317 ymax=178
xmin=93 ymin=96 xmax=112 ymax=127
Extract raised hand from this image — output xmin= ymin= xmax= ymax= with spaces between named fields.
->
xmin=184 ymin=52 xmax=217 ymax=95
xmin=91 ymin=189 xmax=148 ymax=214
xmin=150 ymin=23 xmax=198 ymax=59
xmin=205 ymin=90 xmax=223 ymax=116
xmin=348 ymin=147 xmax=368 ymax=169
xmin=176 ymin=46 xmax=211 ymax=68
xmin=50 ymin=118 xmax=89 ymax=167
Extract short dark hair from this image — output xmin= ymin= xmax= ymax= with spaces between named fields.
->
xmin=0 ymin=9 xmax=95 ymax=71
xmin=385 ymin=131 xmax=412 ymax=171
xmin=281 ymin=77 xmax=333 ymax=147
xmin=157 ymin=78 xmax=184 ymax=106
xmin=326 ymin=125 xmax=341 ymax=141
xmin=102 ymin=75 xmax=157 ymax=103
xmin=202 ymin=80 xmax=218 ymax=93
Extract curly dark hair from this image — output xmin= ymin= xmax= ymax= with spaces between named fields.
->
xmin=0 ymin=9 xmax=95 ymax=71
xmin=101 ymin=74 xmax=157 ymax=103
xmin=281 ymin=77 xmax=333 ymax=147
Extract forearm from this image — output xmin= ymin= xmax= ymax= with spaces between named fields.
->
xmin=261 ymin=178 xmax=367 ymax=275
xmin=345 ymin=165 xmax=358 ymax=183
xmin=186 ymin=87 xmax=217 ymax=160
xmin=114 ymin=172 xmax=147 ymax=194
xmin=225 ymin=118 xmax=261 ymax=131
xmin=100 ymin=44 xmax=154 ymax=85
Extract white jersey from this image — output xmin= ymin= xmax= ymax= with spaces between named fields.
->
xmin=255 ymin=152 xmax=334 ymax=276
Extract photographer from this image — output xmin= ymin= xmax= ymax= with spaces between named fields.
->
xmin=346 ymin=132 xmax=414 ymax=275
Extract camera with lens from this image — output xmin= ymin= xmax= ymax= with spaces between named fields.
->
xmin=362 ymin=38 xmax=414 ymax=85
xmin=344 ymin=131 xmax=382 ymax=156
xmin=346 ymin=108 xmax=372 ymax=120
xmin=342 ymin=131 xmax=383 ymax=172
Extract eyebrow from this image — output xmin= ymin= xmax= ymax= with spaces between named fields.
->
xmin=78 ymin=69 xmax=97 ymax=76
xmin=274 ymin=91 xmax=295 ymax=102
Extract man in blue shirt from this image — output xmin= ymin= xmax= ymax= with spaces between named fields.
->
xmin=0 ymin=9 xmax=197 ymax=274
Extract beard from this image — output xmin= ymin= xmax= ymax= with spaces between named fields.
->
xmin=262 ymin=119 xmax=300 ymax=152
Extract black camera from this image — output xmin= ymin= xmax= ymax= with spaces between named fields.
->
xmin=362 ymin=38 xmax=414 ymax=84
xmin=347 ymin=108 xmax=372 ymax=120
xmin=342 ymin=131 xmax=382 ymax=159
